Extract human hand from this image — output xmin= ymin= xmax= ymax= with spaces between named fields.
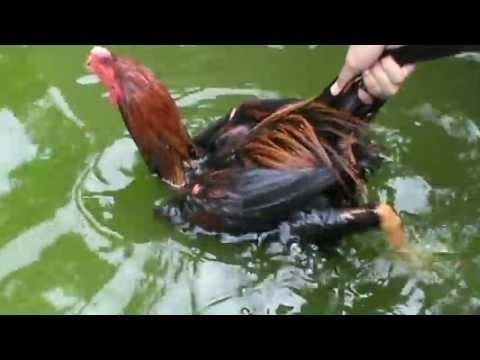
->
xmin=330 ymin=45 xmax=416 ymax=104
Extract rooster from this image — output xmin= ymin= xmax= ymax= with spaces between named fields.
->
xmin=86 ymin=45 xmax=412 ymax=252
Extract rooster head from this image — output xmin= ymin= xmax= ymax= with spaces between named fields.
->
xmin=87 ymin=46 xmax=124 ymax=105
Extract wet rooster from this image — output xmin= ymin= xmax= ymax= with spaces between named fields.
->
xmin=86 ymin=46 xmax=408 ymax=252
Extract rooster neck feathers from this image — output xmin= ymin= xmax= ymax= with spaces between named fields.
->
xmin=89 ymin=48 xmax=197 ymax=187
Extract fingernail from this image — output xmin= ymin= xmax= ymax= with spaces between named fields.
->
xmin=330 ymin=82 xmax=340 ymax=96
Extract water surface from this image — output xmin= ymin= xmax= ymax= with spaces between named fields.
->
xmin=1 ymin=45 xmax=479 ymax=314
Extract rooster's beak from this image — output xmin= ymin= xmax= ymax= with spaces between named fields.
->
xmin=85 ymin=57 xmax=92 ymax=72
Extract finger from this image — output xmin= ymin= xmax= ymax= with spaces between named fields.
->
xmin=382 ymin=56 xmax=416 ymax=85
xmin=381 ymin=56 xmax=406 ymax=84
xmin=363 ymin=69 xmax=382 ymax=98
xmin=371 ymin=63 xmax=400 ymax=97
xmin=331 ymin=45 xmax=386 ymax=95
xmin=403 ymin=63 xmax=416 ymax=77
xmin=331 ymin=63 xmax=358 ymax=95
xmin=358 ymin=88 xmax=374 ymax=104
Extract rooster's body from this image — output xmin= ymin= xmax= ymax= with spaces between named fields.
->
xmin=87 ymin=46 xmax=407 ymax=250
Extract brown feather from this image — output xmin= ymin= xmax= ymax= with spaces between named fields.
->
xmin=112 ymin=55 xmax=197 ymax=186
xmin=236 ymin=98 xmax=369 ymax=190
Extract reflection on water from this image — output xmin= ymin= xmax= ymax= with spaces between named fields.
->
xmin=47 ymin=87 xmax=85 ymax=129
xmin=43 ymin=287 xmax=86 ymax=313
xmin=83 ymin=137 xmax=138 ymax=193
xmin=0 ymin=109 xmax=38 ymax=195
xmin=0 ymin=45 xmax=479 ymax=314
xmin=176 ymin=87 xmax=280 ymax=108
xmin=33 ymin=86 xmax=85 ymax=129
xmin=76 ymin=74 xmax=100 ymax=85
xmin=0 ymin=120 xmax=324 ymax=314
xmin=388 ymin=176 xmax=432 ymax=215
xmin=80 ymin=242 xmax=153 ymax=315
xmin=410 ymin=103 xmax=480 ymax=143
xmin=456 ymin=52 xmax=480 ymax=63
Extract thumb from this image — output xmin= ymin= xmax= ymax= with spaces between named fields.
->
xmin=330 ymin=62 xmax=358 ymax=96
xmin=403 ymin=63 xmax=416 ymax=77
xmin=330 ymin=45 xmax=386 ymax=96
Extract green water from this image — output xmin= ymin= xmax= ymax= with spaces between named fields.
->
xmin=1 ymin=45 xmax=480 ymax=315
